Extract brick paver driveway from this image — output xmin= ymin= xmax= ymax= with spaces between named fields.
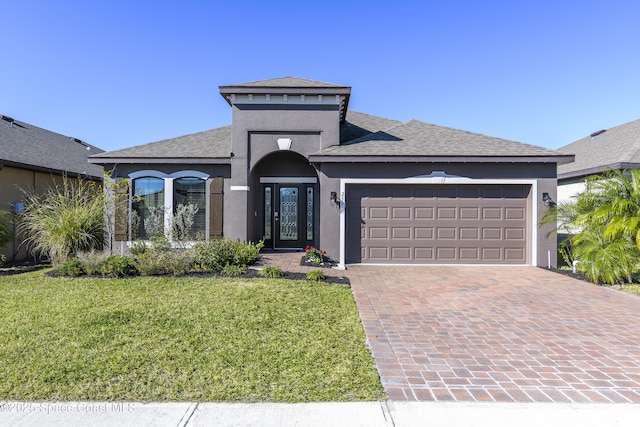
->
xmin=347 ymin=265 xmax=640 ymax=403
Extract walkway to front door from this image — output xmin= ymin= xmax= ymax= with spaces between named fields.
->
xmin=258 ymin=252 xmax=640 ymax=403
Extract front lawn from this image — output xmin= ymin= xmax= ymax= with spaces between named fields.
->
xmin=0 ymin=271 xmax=383 ymax=401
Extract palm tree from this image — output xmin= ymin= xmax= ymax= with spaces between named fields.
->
xmin=541 ymin=169 xmax=640 ymax=284
xmin=585 ymin=169 xmax=640 ymax=248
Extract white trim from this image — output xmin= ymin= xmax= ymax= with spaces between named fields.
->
xmin=259 ymin=177 xmax=318 ymax=184
xmin=231 ymin=185 xmax=251 ymax=191
xmin=339 ymin=177 xmax=538 ymax=268
xmin=129 ymin=170 xmax=210 ymax=179
xmin=164 ymin=178 xmax=174 ymax=236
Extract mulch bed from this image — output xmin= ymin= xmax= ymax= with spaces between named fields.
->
xmin=43 ymin=264 xmax=350 ymax=285
xmin=299 ymin=256 xmax=339 ymax=269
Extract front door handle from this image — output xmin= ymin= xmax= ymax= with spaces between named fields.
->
xmin=274 ymin=212 xmax=279 ymax=222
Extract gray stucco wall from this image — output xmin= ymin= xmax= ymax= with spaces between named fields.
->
xmin=228 ymin=104 xmax=341 ymax=241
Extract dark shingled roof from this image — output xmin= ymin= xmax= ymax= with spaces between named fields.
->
xmin=90 ymin=126 xmax=232 ymax=162
xmin=0 ymin=115 xmax=104 ymax=178
xmin=91 ymin=110 xmax=570 ymax=164
xmin=221 ymin=76 xmax=347 ymax=89
xmin=322 ymin=118 xmax=564 ymax=158
xmin=557 ymin=118 xmax=640 ymax=179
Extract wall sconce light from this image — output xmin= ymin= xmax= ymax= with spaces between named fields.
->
xmin=330 ymin=191 xmax=339 ymax=205
xmin=542 ymin=192 xmax=556 ymax=207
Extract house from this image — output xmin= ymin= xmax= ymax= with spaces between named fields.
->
xmin=557 ymin=118 xmax=640 ymax=203
xmin=89 ymin=77 xmax=573 ymax=268
xmin=0 ymin=114 xmax=104 ymax=261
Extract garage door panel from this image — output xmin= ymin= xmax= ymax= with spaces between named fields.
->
xmin=459 ymin=248 xmax=480 ymax=260
xmin=505 ymin=248 xmax=525 ymax=261
xmin=346 ymin=184 xmax=529 ymax=264
xmin=437 ymin=228 xmax=456 ymax=239
xmin=414 ymin=247 xmax=434 ymax=259
xmin=415 ymin=207 xmax=434 ymax=219
xmin=391 ymin=247 xmax=411 ymax=260
xmin=482 ymin=207 xmax=502 ymax=220
xmin=369 ymin=227 xmax=389 ymax=239
xmin=369 ymin=207 xmax=389 ymax=219
xmin=392 ymin=227 xmax=411 ymax=239
xmin=437 ymin=207 xmax=457 ymax=219
xmin=415 ymin=227 xmax=434 ymax=239
xmin=505 ymin=207 xmax=525 ymax=220
xmin=460 ymin=207 xmax=480 ymax=219
xmin=392 ymin=207 xmax=412 ymax=219
xmin=459 ymin=228 xmax=480 ymax=240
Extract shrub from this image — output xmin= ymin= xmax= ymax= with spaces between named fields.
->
xmin=172 ymin=203 xmax=198 ymax=241
xmin=306 ymin=269 xmax=325 ymax=281
xmin=136 ymin=246 xmax=195 ymax=277
xmin=258 ymin=265 xmax=282 ymax=278
xmin=129 ymin=240 xmax=148 ymax=257
xmin=194 ymin=238 xmax=263 ymax=271
xmin=167 ymin=249 xmax=195 ymax=276
xmin=0 ymin=210 xmax=13 ymax=253
xmin=223 ymin=264 xmax=246 ymax=277
xmin=135 ymin=252 xmax=168 ymax=276
xmin=149 ymin=234 xmax=172 ymax=252
xmin=304 ymin=246 xmax=326 ymax=266
xmin=56 ymin=258 xmax=85 ymax=276
xmin=0 ymin=254 xmax=5 ymax=267
xmin=77 ymin=250 xmax=108 ymax=275
xmin=18 ymin=177 xmax=104 ymax=266
xmin=99 ymin=256 xmax=138 ymax=278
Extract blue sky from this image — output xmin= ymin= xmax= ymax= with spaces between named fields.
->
xmin=2 ymin=0 xmax=640 ymax=151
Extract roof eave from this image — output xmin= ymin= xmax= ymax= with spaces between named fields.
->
xmin=309 ymin=155 xmax=576 ymax=163
xmin=558 ymin=162 xmax=640 ymax=180
xmin=88 ymin=157 xmax=232 ymax=165
xmin=0 ymin=159 xmax=103 ymax=179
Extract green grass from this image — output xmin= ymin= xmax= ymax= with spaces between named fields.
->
xmin=0 ymin=271 xmax=384 ymax=402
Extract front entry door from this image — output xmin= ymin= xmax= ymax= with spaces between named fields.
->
xmin=262 ymin=183 xmax=315 ymax=249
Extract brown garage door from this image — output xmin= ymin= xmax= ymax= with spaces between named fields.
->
xmin=346 ymin=185 xmax=530 ymax=264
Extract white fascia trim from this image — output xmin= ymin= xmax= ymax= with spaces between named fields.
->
xmin=259 ymin=177 xmax=318 ymax=184
xmin=338 ymin=177 xmax=538 ymax=268
xmin=231 ymin=186 xmax=251 ymax=191
xmin=128 ymin=170 xmax=210 ymax=179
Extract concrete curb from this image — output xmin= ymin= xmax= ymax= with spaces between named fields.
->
xmin=2 ymin=401 xmax=640 ymax=426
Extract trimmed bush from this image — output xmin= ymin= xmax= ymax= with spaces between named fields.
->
xmin=99 ymin=256 xmax=138 ymax=278
xmin=223 ymin=264 xmax=246 ymax=277
xmin=194 ymin=238 xmax=263 ymax=271
xmin=306 ymin=269 xmax=325 ymax=281
xmin=77 ymin=251 xmax=108 ymax=275
xmin=56 ymin=258 xmax=85 ymax=277
xmin=258 ymin=265 xmax=282 ymax=278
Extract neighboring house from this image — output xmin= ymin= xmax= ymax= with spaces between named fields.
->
xmin=90 ymin=77 xmax=573 ymax=268
xmin=0 ymin=114 xmax=104 ymax=261
xmin=557 ymin=118 xmax=640 ymax=203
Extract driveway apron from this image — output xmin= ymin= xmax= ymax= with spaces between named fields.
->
xmin=347 ymin=265 xmax=640 ymax=403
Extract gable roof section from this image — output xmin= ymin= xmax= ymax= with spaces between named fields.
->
xmin=340 ymin=111 xmax=403 ymax=143
xmin=89 ymin=126 xmax=232 ymax=164
xmin=221 ymin=76 xmax=347 ymax=89
xmin=557 ymin=118 xmax=640 ymax=179
xmin=313 ymin=119 xmax=571 ymax=163
xmin=0 ymin=115 xmax=104 ymax=178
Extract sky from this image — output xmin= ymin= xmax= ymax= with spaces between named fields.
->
xmin=2 ymin=0 xmax=640 ymax=152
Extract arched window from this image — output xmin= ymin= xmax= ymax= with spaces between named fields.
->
xmin=132 ymin=177 xmax=165 ymax=239
xmin=173 ymin=177 xmax=206 ymax=240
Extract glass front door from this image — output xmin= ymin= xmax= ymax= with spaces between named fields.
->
xmin=262 ymin=183 xmax=315 ymax=249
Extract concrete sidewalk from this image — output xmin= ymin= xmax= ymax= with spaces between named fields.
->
xmin=2 ymin=401 xmax=640 ymax=426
